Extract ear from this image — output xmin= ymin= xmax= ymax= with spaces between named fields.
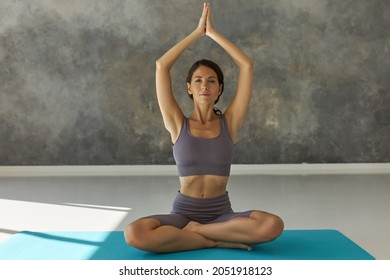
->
xmin=187 ymin=82 xmax=192 ymax=95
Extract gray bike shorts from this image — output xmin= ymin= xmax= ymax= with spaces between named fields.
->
xmin=145 ymin=191 xmax=253 ymax=229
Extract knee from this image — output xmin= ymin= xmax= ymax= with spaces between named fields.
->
xmin=264 ymin=215 xmax=284 ymax=241
xmin=124 ymin=224 xmax=138 ymax=247
xmin=251 ymin=213 xmax=284 ymax=242
xmin=124 ymin=222 xmax=150 ymax=250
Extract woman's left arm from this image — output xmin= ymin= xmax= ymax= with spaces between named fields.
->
xmin=205 ymin=4 xmax=254 ymax=142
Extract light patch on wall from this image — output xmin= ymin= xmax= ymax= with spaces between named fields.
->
xmin=263 ymin=88 xmax=281 ymax=130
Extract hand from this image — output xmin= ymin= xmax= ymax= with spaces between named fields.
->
xmin=196 ymin=3 xmax=217 ymax=36
xmin=204 ymin=3 xmax=217 ymax=36
xmin=196 ymin=3 xmax=208 ymax=36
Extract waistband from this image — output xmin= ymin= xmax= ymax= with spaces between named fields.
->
xmin=175 ymin=191 xmax=230 ymax=202
xmin=171 ymin=191 xmax=233 ymax=221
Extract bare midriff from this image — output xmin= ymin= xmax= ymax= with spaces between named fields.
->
xmin=179 ymin=175 xmax=229 ymax=198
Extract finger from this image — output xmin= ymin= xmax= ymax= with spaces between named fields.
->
xmin=205 ymin=3 xmax=211 ymax=21
xmin=198 ymin=4 xmax=209 ymax=27
xmin=206 ymin=5 xmax=212 ymax=28
xmin=199 ymin=3 xmax=207 ymax=28
xmin=205 ymin=3 xmax=210 ymax=16
xmin=201 ymin=2 xmax=208 ymax=17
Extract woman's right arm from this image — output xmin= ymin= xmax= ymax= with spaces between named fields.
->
xmin=156 ymin=4 xmax=207 ymax=142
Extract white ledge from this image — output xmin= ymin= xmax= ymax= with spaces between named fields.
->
xmin=0 ymin=163 xmax=389 ymax=177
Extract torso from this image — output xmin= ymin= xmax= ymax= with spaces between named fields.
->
xmin=179 ymin=175 xmax=229 ymax=198
xmin=175 ymin=115 xmax=232 ymax=198
xmin=187 ymin=116 xmax=221 ymax=139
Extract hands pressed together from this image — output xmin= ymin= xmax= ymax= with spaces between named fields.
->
xmin=196 ymin=3 xmax=216 ymax=37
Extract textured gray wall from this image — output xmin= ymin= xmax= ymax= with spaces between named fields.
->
xmin=1 ymin=0 xmax=389 ymax=165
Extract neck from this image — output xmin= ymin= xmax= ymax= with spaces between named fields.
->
xmin=191 ymin=105 xmax=218 ymax=125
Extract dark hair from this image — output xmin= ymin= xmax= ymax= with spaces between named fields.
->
xmin=186 ymin=59 xmax=224 ymax=115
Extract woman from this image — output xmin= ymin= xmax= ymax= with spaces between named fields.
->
xmin=124 ymin=3 xmax=284 ymax=253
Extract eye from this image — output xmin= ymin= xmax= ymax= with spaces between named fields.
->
xmin=208 ymin=79 xmax=216 ymax=83
xmin=194 ymin=79 xmax=202 ymax=83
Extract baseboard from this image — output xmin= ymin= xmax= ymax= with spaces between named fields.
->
xmin=0 ymin=163 xmax=389 ymax=177
xmin=231 ymin=163 xmax=390 ymax=175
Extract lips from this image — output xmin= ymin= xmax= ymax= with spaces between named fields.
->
xmin=199 ymin=91 xmax=210 ymax=96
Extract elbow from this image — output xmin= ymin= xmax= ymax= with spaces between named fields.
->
xmin=155 ymin=58 xmax=163 ymax=71
xmin=246 ymin=57 xmax=254 ymax=69
xmin=239 ymin=56 xmax=254 ymax=71
xmin=156 ymin=57 xmax=172 ymax=72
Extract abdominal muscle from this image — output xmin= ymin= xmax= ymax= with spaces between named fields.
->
xmin=179 ymin=175 xmax=229 ymax=198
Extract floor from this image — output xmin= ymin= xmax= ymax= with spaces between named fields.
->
xmin=0 ymin=167 xmax=389 ymax=259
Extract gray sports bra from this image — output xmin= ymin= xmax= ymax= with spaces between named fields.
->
xmin=172 ymin=115 xmax=235 ymax=177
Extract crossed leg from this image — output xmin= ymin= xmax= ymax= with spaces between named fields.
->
xmin=124 ymin=210 xmax=284 ymax=253
xmin=184 ymin=210 xmax=284 ymax=245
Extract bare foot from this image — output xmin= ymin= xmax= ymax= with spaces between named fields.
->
xmin=183 ymin=221 xmax=201 ymax=232
xmin=183 ymin=221 xmax=253 ymax=251
xmin=216 ymin=241 xmax=253 ymax=251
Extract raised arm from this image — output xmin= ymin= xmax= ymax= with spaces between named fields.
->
xmin=204 ymin=4 xmax=254 ymax=143
xmin=156 ymin=4 xmax=208 ymax=143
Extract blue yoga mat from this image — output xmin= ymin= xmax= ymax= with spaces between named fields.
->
xmin=0 ymin=230 xmax=374 ymax=260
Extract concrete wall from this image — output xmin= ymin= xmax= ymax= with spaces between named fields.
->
xmin=1 ymin=0 xmax=389 ymax=165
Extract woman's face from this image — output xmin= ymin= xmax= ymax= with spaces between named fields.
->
xmin=187 ymin=65 xmax=222 ymax=105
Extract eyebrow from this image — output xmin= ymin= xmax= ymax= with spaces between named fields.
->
xmin=193 ymin=75 xmax=217 ymax=79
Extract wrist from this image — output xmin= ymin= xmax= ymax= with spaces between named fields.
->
xmin=193 ymin=28 xmax=205 ymax=38
xmin=206 ymin=29 xmax=219 ymax=39
xmin=191 ymin=29 xmax=205 ymax=40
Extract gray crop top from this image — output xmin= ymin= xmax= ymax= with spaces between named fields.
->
xmin=172 ymin=115 xmax=235 ymax=177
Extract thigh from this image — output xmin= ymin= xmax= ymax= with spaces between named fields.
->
xmin=207 ymin=210 xmax=253 ymax=224
xmin=249 ymin=210 xmax=285 ymax=235
xmin=249 ymin=210 xmax=281 ymax=220
xmin=144 ymin=214 xmax=191 ymax=229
